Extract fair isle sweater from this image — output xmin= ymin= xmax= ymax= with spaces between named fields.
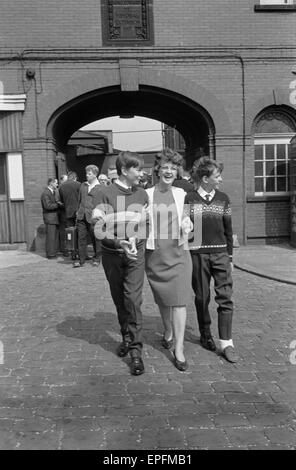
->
xmin=184 ymin=189 xmax=233 ymax=257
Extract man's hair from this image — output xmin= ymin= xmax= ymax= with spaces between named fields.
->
xmin=116 ymin=151 xmax=144 ymax=176
xmin=98 ymin=173 xmax=108 ymax=180
xmin=47 ymin=177 xmax=56 ymax=186
xmin=68 ymin=171 xmax=77 ymax=180
xmin=154 ymin=148 xmax=184 ymax=177
xmin=85 ymin=165 xmax=99 ymax=176
xmin=191 ymin=157 xmax=223 ymax=183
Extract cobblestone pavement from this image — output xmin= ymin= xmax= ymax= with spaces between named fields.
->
xmin=0 ymin=256 xmax=296 ymax=450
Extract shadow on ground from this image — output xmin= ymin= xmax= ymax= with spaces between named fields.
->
xmin=56 ymin=312 xmax=203 ymax=363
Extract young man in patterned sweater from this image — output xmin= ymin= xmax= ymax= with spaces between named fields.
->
xmin=185 ymin=157 xmax=238 ymax=363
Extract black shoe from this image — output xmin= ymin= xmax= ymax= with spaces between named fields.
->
xmin=130 ymin=356 xmax=145 ymax=376
xmin=200 ymin=334 xmax=216 ymax=352
xmin=73 ymin=260 xmax=84 ymax=268
xmin=117 ymin=341 xmax=130 ymax=357
xmin=161 ymin=334 xmax=174 ymax=350
xmin=172 ymin=351 xmax=188 ymax=372
xmin=92 ymin=258 xmax=101 ymax=267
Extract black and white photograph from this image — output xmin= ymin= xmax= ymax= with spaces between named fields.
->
xmin=0 ymin=0 xmax=296 ymax=455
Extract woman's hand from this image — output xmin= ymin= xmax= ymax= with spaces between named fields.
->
xmin=181 ymin=216 xmax=193 ymax=235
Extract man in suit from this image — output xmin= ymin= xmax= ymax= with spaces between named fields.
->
xmin=58 ymin=171 xmax=81 ymax=257
xmin=74 ymin=165 xmax=102 ymax=267
xmin=172 ymin=168 xmax=194 ymax=193
xmin=41 ymin=178 xmax=62 ymax=259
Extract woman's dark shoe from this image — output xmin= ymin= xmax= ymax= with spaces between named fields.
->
xmin=172 ymin=351 xmax=188 ymax=372
xmin=161 ymin=334 xmax=174 ymax=350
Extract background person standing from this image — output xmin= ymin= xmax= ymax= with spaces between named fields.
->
xmin=41 ymin=178 xmax=62 ymax=259
xmin=58 ymin=171 xmax=81 ymax=257
xmin=75 ymin=165 xmax=102 ymax=267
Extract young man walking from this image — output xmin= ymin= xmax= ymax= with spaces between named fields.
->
xmin=92 ymin=152 xmax=148 ymax=376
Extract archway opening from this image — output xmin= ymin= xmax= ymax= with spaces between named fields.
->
xmin=47 ymin=85 xmax=215 ymax=180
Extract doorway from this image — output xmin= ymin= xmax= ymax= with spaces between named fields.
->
xmin=0 ymin=154 xmax=9 ymax=243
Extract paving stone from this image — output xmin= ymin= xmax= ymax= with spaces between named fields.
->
xmin=224 ymin=392 xmax=273 ymax=403
xmin=248 ymin=413 xmax=293 ymax=427
xmin=105 ymin=430 xmax=141 ymax=450
xmin=130 ymin=415 xmax=168 ymax=430
xmin=211 ymin=413 xmax=250 ymax=427
xmin=211 ymin=381 xmax=244 ymax=393
xmin=264 ymin=427 xmax=296 ymax=446
xmin=225 ymin=428 xmax=270 ymax=447
xmin=168 ymin=413 xmax=213 ymax=428
xmin=157 ymin=428 xmax=186 ymax=448
xmin=17 ymin=431 xmax=61 ymax=450
xmin=185 ymin=429 xmax=229 ymax=449
xmin=61 ymin=430 xmax=106 ymax=450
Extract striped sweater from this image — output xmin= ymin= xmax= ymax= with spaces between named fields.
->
xmin=184 ymin=189 xmax=233 ymax=257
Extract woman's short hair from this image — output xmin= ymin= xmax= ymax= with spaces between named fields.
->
xmin=191 ymin=157 xmax=223 ymax=183
xmin=85 ymin=165 xmax=99 ymax=176
xmin=116 ymin=151 xmax=144 ymax=176
xmin=154 ymin=148 xmax=184 ymax=177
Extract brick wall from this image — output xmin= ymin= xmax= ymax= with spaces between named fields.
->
xmin=0 ymin=1 xmax=295 ymax=48
xmin=0 ymin=0 xmax=295 ymax=247
xmin=247 ymin=199 xmax=291 ymax=242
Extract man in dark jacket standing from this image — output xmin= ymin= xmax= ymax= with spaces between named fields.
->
xmin=41 ymin=178 xmax=62 ymax=259
xmin=58 ymin=171 xmax=81 ymax=256
xmin=74 ymin=165 xmax=102 ymax=267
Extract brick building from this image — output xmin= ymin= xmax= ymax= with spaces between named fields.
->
xmin=0 ymin=0 xmax=296 ymax=249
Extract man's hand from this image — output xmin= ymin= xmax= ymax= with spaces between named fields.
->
xmin=119 ymin=240 xmax=138 ymax=260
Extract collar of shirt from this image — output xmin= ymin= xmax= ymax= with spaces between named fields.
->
xmin=115 ymin=179 xmax=132 ymax=190
xmin=197 ymin=187 xmax=215 ymax=201
xmin=87 ymin=179 xmax=100 ymax=193
xmin=47 ymin=186 xmax=54 ymax=194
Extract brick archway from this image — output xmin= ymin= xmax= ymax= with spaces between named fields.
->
xmin=42 ymin=67 xmax=231 ymax=140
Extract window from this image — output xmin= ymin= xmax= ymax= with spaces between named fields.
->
xmin=255 ymin=1 xmax=296 ymax=10
xmin=260 ymin=0 xmax=293 ymax=4
xmin=254 ymin=137 xmax=292 ymax=195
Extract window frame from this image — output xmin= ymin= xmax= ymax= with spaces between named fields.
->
xmin=253 ymin=134 xmax=293 ymax=196
xmin=255 ymin=0 xmax=296 ymax=10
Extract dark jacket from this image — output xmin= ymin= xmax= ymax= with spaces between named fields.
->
xmin=76 ymin=182 xmax=102 ymax=223
xmin=41 ymin=187 xmax=59 ymax=225
xmin=172 ymin=178 xmax=195 ymax=193
xmin=58 ymin=179 xmax=81 ymax=219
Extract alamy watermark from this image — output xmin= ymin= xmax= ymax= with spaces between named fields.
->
xmin=290 ymin=79 xmax=296 ymax=106
xmin=0 ymin=341 xmax=4 ymax=365
xmin=289 ymin=340 xmax=296 ymax=365
xmin=92 ymin=198 xmax=204 ymax=248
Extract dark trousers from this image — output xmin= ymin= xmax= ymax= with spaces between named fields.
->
xmin=59 ymin=219 xmax=67 ymax=254
xmin=76 ymin=216 xmax=101 ymax=264
xmin=191 ymin=252 xmax=233 ymax=340
xmin=45 ymin=224 xmax=59 ymax=257
xmin=102 ymin=247 xmax=145 ymax=356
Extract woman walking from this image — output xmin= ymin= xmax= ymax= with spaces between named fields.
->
xmin=145 ymin=148 xmax=193 ymax=371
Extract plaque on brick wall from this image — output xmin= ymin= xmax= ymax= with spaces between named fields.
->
xmin=101 ymin=0 xmax=154 ymax=46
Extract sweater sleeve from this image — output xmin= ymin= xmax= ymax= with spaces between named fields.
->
xmin=92 ymin=190 xmax=122 ymax=249
xmin=223 ymin=195 xmax=233 ymax=258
